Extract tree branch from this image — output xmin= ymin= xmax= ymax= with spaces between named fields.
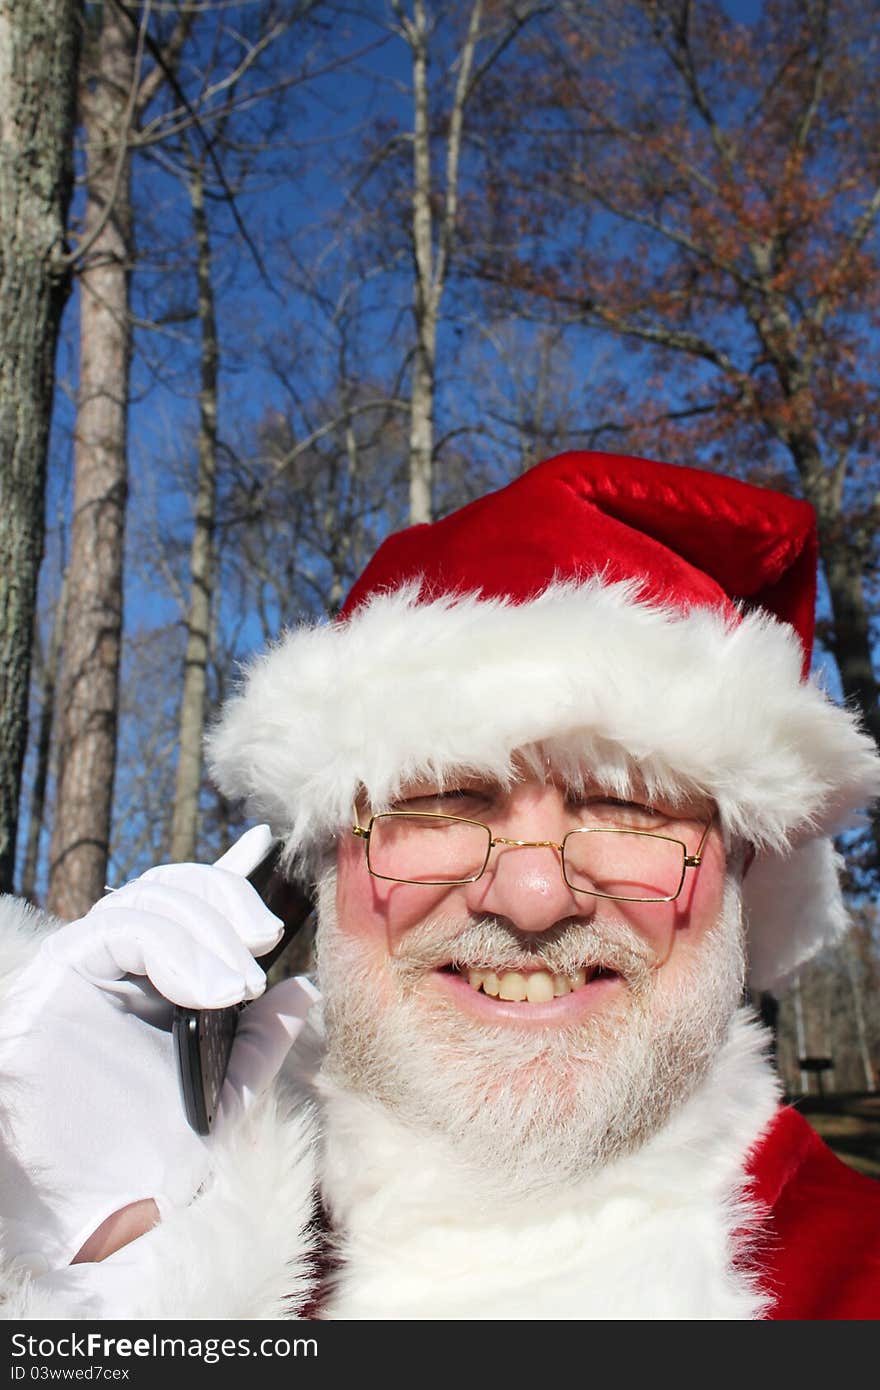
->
xmin=135 ymin=0 xmax=198 ymax=115
xmin=434 ymin=0 xmax=484 ymax=309
xmin=812 ymin=179 xmax=880 ymax=330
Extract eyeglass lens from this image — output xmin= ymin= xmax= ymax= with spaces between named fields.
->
xmin=368 ymin=813 xmax=490 ymax=884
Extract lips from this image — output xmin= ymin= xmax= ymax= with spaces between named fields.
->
xmin=440 ymin=961 xmax=620 ymax=1003
xmin=428 ymin=959 xmax=624 ymax=1024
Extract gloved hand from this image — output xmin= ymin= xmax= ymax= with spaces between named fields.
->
xmin=0 ymin=826 xmax=319 ymax=1274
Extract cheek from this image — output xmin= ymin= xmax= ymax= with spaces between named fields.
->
xmin=681 ymin=836 xmax=727 ymax=925
xmin=667 ymin=837 xmax=728 ymax=958
xmin=335 ymin=834 xmax=461 ymax=955
xmin=615 ymin=838 xmax=727 ymax=963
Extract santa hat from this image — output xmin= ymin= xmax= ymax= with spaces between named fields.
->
xmin=207 ymin=451 xmax=880 ymax=991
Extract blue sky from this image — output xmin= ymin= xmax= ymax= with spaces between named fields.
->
xmin=25 ymin=0 xmax=861 ymax=888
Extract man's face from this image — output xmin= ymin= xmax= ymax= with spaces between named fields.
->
xmin=318 ymin=765 xmax=744 ymax=1190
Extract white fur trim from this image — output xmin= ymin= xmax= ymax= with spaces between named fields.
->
xmin=744 ymin=838 xmax=850 ymax=991
xmin=207 ymin=581 xmax=880 ymax=988
xmin=0 ymin=1099 xmax=320 ymax=1320
xmin=319 ymin=1011 xmax=781 ymax=1320
xmin=0 ymin=896 xmax=58 ymax=984
xmin=209 ymin=581 xmax=878 ymax=849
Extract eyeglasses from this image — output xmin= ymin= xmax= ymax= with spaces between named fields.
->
xmin=352 ymin=808 xmax=715 ymax=904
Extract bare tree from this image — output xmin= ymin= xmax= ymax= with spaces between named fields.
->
xmin=167 ymin=152 xmax=220 ymax=863
xmin=163 ymin=1 xmax=328 ymax=860
xmin=0 ymin=0 xmax=80 ymax=894
xmin=20 ymin=565 xmax=68 ymax=902
xmin=48 ymin=0 xmax=195 ymax=917
xmin=393 ymin=0 xmax=483 ymax=521
xmin=776 ymin=919 xmax=879 ymax=1096
xmin=368 ymin=0 xmax=548 ymax=522
xmin=460 ymin=322 xmax=602 ymax=477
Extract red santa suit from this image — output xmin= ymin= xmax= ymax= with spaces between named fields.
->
xmin=746 ymin=1106 xmax=880 ymax=1319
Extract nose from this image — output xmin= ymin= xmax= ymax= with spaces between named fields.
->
xmin=463 ymin=836 xmax=595 ymax=935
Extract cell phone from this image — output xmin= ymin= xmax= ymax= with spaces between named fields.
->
xmin=172 ymin=841 xmax=314 ymax=1135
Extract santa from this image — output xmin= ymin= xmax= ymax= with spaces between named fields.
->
xmin=1 ymin=451 xmax=879 ymax=1320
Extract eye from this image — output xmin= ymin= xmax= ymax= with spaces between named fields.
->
xmin=573 ymin=797 xmax=663 ymax=828
xmin=393 ymin=786 xmax=495 ymax=816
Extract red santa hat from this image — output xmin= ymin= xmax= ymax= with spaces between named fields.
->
xmin=207 ymin=451 xmax=880 ymax=991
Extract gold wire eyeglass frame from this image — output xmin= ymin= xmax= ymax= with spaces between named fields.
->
xmin=352 ymin=807 xmax=716 ymax=904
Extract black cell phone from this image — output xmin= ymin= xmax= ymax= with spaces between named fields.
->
xmin=172 ymin=841 xmax=314 ymax=1135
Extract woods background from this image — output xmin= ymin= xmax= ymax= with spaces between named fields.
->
xmin=1 ymin=0 xmax=879 ymax=1099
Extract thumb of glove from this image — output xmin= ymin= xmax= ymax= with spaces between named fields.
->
xmin=212 ymin=823 xmax=277 ymax=876
xmin=219 ymin=975 xmax=320 ymax=1122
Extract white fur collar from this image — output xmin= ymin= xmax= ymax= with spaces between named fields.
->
xmin=318 ymin=1010 xmax=780 ymax=1320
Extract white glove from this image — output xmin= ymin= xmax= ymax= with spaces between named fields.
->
xmin=0 ymin=826 xmax=319 ymax=1274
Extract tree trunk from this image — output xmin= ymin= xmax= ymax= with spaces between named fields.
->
xmin=403 ymin=0 xmax=488 ymax=523
xmin=792 ymin=976 xmax=809 ymax=1095
xmin=169 ymin=160 xmax=219 ymax=864
xmin=816 ymin=537 xmax=880 ymax=745
xmin=793 ymin=438 xmax=880 ymax=743
xmin=20 ymin=568 xmax=68 ymax=902
xmin=407 ymin=0 xmax=435 ymax=525
xmin=48 ymin=3 xmax=133 ymax=918
xmin=0 ymin=0 xmax=80 ymax=894
xmin=403 ymin=0 xmax=485 ymax=525
xmin=841 ymin=933 xmax=877 ymax=1093
xmin=820 ymin=977 xmax=835 ymax=1094
xmin=787 ymin=434 xmax=880 ymax=869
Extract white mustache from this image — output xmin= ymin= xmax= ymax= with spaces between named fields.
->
xmin=388 ymin=912 xmax=654 ymax=989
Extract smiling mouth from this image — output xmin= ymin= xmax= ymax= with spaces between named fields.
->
xmin=441 ymin=963 xmax=620 ymax=1003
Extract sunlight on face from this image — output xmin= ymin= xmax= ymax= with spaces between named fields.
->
xmin=317 ymin=764 xmax=743 ymax=1191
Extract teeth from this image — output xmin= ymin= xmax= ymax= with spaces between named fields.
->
xmin=498 ymin=971 xmax=528 ymax=1001
xmin=525 ymin=972 xmax=555 ymax=1003
xmin=459 ymin=966 xmax=594 ymax=1000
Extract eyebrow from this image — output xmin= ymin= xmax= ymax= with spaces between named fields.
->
xmin=393 ymin=778 xmax=504 ymax=798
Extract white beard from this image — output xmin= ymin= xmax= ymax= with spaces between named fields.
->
xmin=315 ymin=872 xmax=746 ymax=1197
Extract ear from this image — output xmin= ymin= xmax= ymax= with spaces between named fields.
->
xmin=742 ymin=843 xmax=756 ymax=878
